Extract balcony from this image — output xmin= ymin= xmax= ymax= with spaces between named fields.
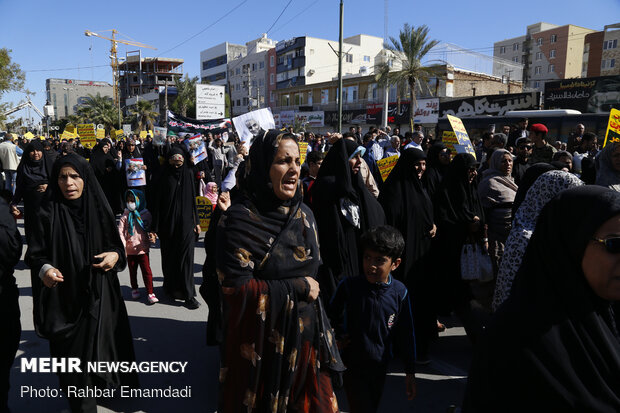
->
xmin=276 ymin=76 xmax=306 ymax=90
xmin=271 ymin=99 xmax=380 ymax=112
xmin=277 ymin=56 xmax=305 ymax=73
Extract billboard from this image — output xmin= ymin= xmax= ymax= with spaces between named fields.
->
xmin=544 ymin=75 xmax=620 ymax=113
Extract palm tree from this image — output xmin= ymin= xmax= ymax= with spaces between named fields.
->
xmin=375 ymin=24 xmax=439 ymax=131
xmin=77 ymin=93 xmax=118 ymax=132
xmin=130 ymin=99 xmax=159 ymax=131
xmin=171 ymin=74 xmax=198 ymax=117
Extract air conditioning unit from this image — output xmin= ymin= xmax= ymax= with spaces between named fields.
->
xmin=307 ymin=69 xmax=315 ymax=76
xmin=359 ymin=66 xmax=368 ymax=74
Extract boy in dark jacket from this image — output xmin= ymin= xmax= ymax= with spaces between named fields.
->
xmin=329 ymin=225 xmax=416 ymax=412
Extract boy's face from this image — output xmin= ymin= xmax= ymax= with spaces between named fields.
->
xmin=363 ymin=248 xmax=401 ymax=284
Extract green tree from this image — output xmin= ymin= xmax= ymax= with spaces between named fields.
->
xmin=375 ymin=24 xmax=439 ymax=130
xmin=171 ymin=74 xmax=198 ymax=118
xmin=0 ymin=48 xmax=29 ymax=128
xmin=130 ymin=99 xmax=159 ymax=131
xmin=77 ymin=93 xmax=118 ymax=133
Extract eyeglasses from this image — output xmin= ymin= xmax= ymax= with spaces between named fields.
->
xmin=591 ymin=237 xmax=620 ymax=253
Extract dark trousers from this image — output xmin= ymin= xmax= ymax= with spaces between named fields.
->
xmin=343 ymin=362 xmax=387 ymax=413
xmin=127 ymin=254 xmax=154 ymax=294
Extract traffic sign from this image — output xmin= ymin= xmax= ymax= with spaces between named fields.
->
xmin=196 ymin=84 xmax=225 ymax=120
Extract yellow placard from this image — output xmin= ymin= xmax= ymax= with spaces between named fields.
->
xmin=96 ymin=128 xmax=105 ymax=139
xmin=376 ymin=155 xmax=399 ymax=182
xmin=23 ymin=131 xmax=34 ymax=140
xmin=299 ymin=142 xmax=308 ymax=165
xmin=195 ymin=196 xmax=214 ymax=232
xmin=603 ymin=108 xmax=620 ymax=148
xmin=114 ymin=129 xmax=124 ymax=139
xmin=442 ymin=131 xmax=459 ymax=155
xmin=139 ymin=130 xmax=148 ymax=139
xmin=77 ymin=124 xmax=96 ymax=149
xmin=447 ymin=115 xmax=476 ymax=159
xmin=61 ymin=130 xmax=77 ymax=140
xmin=65 ymin=124 xmax=75 ymax=133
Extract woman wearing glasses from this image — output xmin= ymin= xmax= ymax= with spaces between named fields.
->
xmin=464 ymin=185 xmax=620 ymax=412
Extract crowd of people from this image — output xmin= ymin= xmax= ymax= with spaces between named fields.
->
xmin=0 ymin=116 xmax=619 ymax=412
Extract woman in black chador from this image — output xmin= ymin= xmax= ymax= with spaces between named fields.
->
xmin=151 ymin=146 xmax=201 ymax=309
xmin=26 ymin=154 xmax=137 ymax=413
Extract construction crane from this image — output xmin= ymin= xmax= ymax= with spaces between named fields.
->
xmin=84 ymin=29 xmax=156 ymax=112
xmin=2 ymin=98 xmax=44 ymax=118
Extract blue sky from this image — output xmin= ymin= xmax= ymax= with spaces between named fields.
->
xmin=1 ymin=0 xmax=618 ymax=124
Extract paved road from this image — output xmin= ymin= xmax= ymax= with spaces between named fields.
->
xmin=8 ymin=219 xmax=471 ymax=413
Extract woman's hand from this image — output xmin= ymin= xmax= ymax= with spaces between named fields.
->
xmin=92 ymin=252 xmax=119 ymax=272
xmin=36 ymin=183 xmax=48 ymax=193
xmin=304 ymin=276 xmax=320 ymax=302
xmin=43 ymin=268 xmax=64 ymax=288
xmin=194 ymin=224 xmax=201 ymax=234
xmin=10 ymin=205 xmax=20 ymax=217
xmin=217 ymin=192 xmax=231 ymax=211
xmin=429 ymin=223 xmax=437 ymax=238
xmin=148 ymin=232 xmax=157 ymax=244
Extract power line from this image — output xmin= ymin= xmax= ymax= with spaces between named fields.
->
xmin=269 ymin=0 xmax=320 ymax=35
xmin=265 ymin=0 xmax=294 ymax=35
xmin=25 ymin=64 xmax=109 ymax=73
xmin=156 ymin=0 xmax=249 ymax=57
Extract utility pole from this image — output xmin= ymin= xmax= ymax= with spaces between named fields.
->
xmin=506 ymin=69 xmax=513 ymax=94
xmin=247 ymin=65 xmax=252 ymax=113
xmin=381 ymin=0 xmax=389 ymax=129
xmin=338 ymin=0 xmax=344 ymax=133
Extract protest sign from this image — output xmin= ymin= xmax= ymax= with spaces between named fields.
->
xmin=196 ymin=84 xmax=226 ymax=120
xmin=295 ymin=111 xmax=325 ymax=128
xmin=61 ymin=130 xmax=76 ymax=140
xmin=232 ymin=108 xmax=276 ymax=146
xmin=376 ymin=155 xmax=399 ymax=181
xmin=122 ymin=124 xmax=132 ymax=136
xmin=184 ymin=134 xmax=208 ymax=164
xmin=23 ymin=131 xmax=34 ymax=140
xmin=603 ymin=108 xmax=620 ymax=148
xmin=124 ymin=158 xmax=146 ymax=187
xmin=447 ymin=115 xmax=476 ymax=159
xmin=196 ymin=196 xmax=214 ymax=232
xmin=114 ymin=129 xmax=124 ymax=140
xmin=153 ymin=126 xmax=167 ymax=146
xmin=298 ymin=142 xmax=308 ymax=165
xmin=77 ymin=124 xmax=96 ymax=149
xmin=96 ymin=128 xmax=105 ymax=139
xmin=167 ymin=110 xmax=231 ymax=136
xmin=442 ymin=131 xmax=459 ymax=154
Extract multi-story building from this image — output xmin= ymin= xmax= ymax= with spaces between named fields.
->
xmin=494 ymin=22 xmax=595 ymax=90
xmin=601 ymin=23 xmax=620 ymax=76
xmin=46 ymin=78 xmax=114 ymax=121
xmin=199 ymin=42 xmax=247 ymax=87
xmin=227 ymin=34 xmax=276 ymax=115
xmin=118 ymin=53 xmax=184 ymax=118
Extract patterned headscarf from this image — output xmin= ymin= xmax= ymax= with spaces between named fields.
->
xmin=125 ymin=189 xmax=146 ymax=236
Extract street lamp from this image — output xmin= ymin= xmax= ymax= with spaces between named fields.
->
xmin=44 ymin=100 xmax=54 ymax=138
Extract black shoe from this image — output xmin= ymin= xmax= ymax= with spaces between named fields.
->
xmin=185 ymin=297 xmax=200 ymax=309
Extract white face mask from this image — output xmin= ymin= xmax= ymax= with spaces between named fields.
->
xmin=127 ymin=202 xmax=137 ymax=212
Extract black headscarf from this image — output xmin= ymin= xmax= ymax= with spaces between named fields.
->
xmin=434 ymin=153 xmax=484 ymax=228
xmin=511 ymin=163 xmax=556 ymax=216
xmin=15 ymin=140 xmax=52 ymax=192
xmin=89 ymin=140 xmax=114 ymax=179
xmin=379 ymin=149 xmax=433 ymax=282
xmin=464 ymin=186 xmax=620 ymax=412
xmin=424 ymin=142 xmax=448 ymax=199
xmin=216 ymin=130 xmax=343 ymax=411
xmin=0 ymin=197 xmax=22 ymax=290
xmin=311 ymin=138 xmax=386 ymax=299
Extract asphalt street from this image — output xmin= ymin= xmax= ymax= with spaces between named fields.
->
xmin=8 ymin=219 xmax=471 ymax=413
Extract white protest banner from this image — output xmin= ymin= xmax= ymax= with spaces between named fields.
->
xmin=125 ymin=158 xmax=146 ymax=187
xmin=184 ymin=134 xmax=208 ymax=164
xmin=295 ymin=111 xmax=324 ymax=127
xmin=413 ymin=98 xmax=439 ymax=124
xmin=196 ymin=84 xmax=226 ymax=120
xmin=232 ymin=108 xmax=276 ymax=146
xmin=279 ymin=110 xmax=295 ymax=127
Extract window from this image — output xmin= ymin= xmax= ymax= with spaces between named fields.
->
xmin=345 ymin=53 xmax=353 ymax=63
xmin=307 ymin=93 xmax=312 ymax=105
xmin=500 ymin=46 xmax=506 ymax=54
xmin=251 ymin=63 xmax=256 ymax=71
xmin=321 ymin=89 xmax=329 ymax=104
xmin=602 ymin=59 xmax=617 ymax=69
xmin=270 ymin=73 xmax=275 ymax=85
xmin=203 ymin=72 xmax=226 ymax=82
xmin=550 ymin=49 xmax=556 ymax=58
xmin=235 ymin=68 xmax=240 ymax=75
xmin=513 ymin=43 xmax=519 ymax=51
xmin=259 ymin=79 xmax=264 ymax=86
xmin=236 ymin=99 xmax=240 ymax=107
xmin=252 ymin=80 xmax=257 ymax=87
xmin=537 ymin=38 xmax=543 ymax=46
xmin=535 ymin=66 xmax=542 ymax=75
xmin=604 ymin=39 xmax=618 ymax=49
xmin=259 ymin=61 xmax=264 ymax=69
xmin=363 ymin=55 xmax=371 ymax=62
xmin=548 ymin=64 xmax=555 ymax=73
xmin=342 ymin=85 xmax=358 ymax=103
xmin=229 ymin=70 xmax=234 ymax=77
xmin=536 ymin=51 xmax=542 ymax=60
xmin=534 ymin=81 xmax=540 ymax=88
xmin=550 ymin=34 xmax=557 ymax=43
xmin=281 ymin=94 xmax=290 ymax=106
xmin=369 ymin=83 xmax=378 ymax=101
xmin=201 ymin=54 xmax=227 ymax=71
xmin=277 ymin=55 xmax=284 ymax=65
xmin=294 ymin=93 xmax=303 ymax=105
xmin=513 ymin=56 xmax=519 ymax=63
xmin=613 ymin=59 xmax=617 ymax=68
xmin=270 ymin=91 xmax=275 ymax=103
xmin=236 ymin=83 xmax=240 ymax=91
xmin=270 ymin=55 xmax=275 ymax=67
xmin=295 ymin=49 xmax=303 ymax=57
